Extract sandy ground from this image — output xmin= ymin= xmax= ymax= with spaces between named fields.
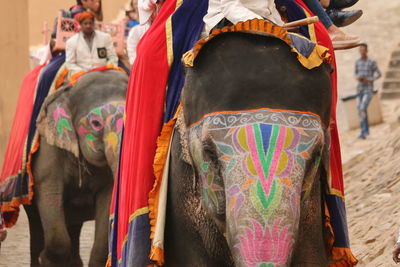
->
xmin=340 ymin=100 xmax=400 ymax=267
xmin=0 ymin=211 xmax=95 ymax=266
xmin=334 ymin=1 xmax=400 ymax=266
xmin=1 ymin=1 xmax=400 ymax=266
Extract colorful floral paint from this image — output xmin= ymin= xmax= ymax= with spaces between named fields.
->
xmin=188 ymin=108 xmax=325 ymax=266
xmin=78 ymin=102 xmax=125 ymax=154
xmin=53 ymin=105 xmax=72 ymax=136
xmin=236 ymin=219 xmax=294 ymax=267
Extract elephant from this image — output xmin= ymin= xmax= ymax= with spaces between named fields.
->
xmin=164 ymin=32 xmax=333 ymax=266
xmin=24 ymin=70 xmax=127 ymax=267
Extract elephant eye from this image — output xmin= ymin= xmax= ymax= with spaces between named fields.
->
xmin=91 ymin=120 xmax=102 ymax=128
xmin=203 ymin=139 xmax=219 ymax=165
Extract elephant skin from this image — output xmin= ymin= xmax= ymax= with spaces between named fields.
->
xmin=24 ymin=70 xmax=127 ymax=267
xmin=165 ymin=33 xmax=332 ymax=267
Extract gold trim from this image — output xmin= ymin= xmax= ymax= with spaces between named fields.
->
xmin=166 ymin=18 xmax=174 ymax=67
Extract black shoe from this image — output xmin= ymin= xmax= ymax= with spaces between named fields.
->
xmin=327 ymin=9 xmax=363 ymax=27
xmin=329 ymin=0 xmax=359 ymax=9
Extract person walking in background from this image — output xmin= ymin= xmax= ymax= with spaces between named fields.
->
xmin=355 ymin=43 xmax=381 ymax=139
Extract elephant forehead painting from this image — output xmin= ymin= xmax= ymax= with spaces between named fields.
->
xmin=188 ymin=108 xmax=325 ymax=266
xmin=77 ymin=102 xmax=125 ymax=153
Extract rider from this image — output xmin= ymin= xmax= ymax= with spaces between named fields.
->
xmin=203 ymin=0 xmax=284 ymax=33
xmin=204 ymin=0 xmax=360 ymax=50
xmin=126 ymin=0 xmax=158 ymax=65
xmin=65 ymin=11 xmax=118 ymax=76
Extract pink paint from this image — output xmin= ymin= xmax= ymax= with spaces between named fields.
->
xmin=116 ymin=118 xmax=123 ymax=134
xmin=245 ymin=125 xmax=269 ymax=195
xmin=53 ymin=107 xmax=69 ymax=121
xmin=77 ymin=125 xmax=88 ymax=138
xmin=236 ymin=219 xmax=293 ymax=266
xmin=266 ymin=126 xmax=286 ymax=188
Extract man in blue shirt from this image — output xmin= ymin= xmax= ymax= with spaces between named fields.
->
xmin=355 ymin=43 xmax=382 ymax=139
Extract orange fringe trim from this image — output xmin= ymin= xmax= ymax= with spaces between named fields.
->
xmin=182 ymin=18 xmax=330 ymax=70
xmin=68 ymin=64 xmax=126 ymax=86
xmin=55 ymin=67 xmax=69 ymax=89
xmin=1 ymin=135 xmax=38 ymax=228
xmin=105 ymin=257 xmax=111 ymax=267
xmin=325 ymin=203 xmax=358 ymax=266
xmin=330 ymin=247 xmax=359 ymax=267
xmin=148 ymin=106 xmax=181 ymax=266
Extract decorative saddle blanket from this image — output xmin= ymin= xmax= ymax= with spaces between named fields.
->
xmin=183 ymin=18 xmax=331 ymax=70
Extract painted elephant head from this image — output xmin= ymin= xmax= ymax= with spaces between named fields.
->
xmin=179 ymin=33 xmax=333 ymax=266
xmin=37 ymin=70 xmax=128 ymax=175
xmin=187 ymin=109 xmax=326 ymax=266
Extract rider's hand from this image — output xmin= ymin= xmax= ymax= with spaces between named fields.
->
xmin=393 ymin=243 xmax=400 ymax=263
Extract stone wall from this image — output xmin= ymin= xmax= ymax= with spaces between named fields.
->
xmin=0 ymin=0 xmax=30 ymax=167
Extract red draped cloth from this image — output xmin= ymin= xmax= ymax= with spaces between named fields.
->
xmin=0 ymin=64 xmax=45 ymax=226
xmin=111 ymin=0 xmax=178 ymax=263
xmin=294 ymin=1 xmax=357 ymax=265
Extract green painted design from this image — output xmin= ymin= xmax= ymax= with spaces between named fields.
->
xmin=250 ymin=179 xmax=282 ymax=220
xmin=201 ymin=162 xmax=210 ymax=172
xmin=216 ymin=141 xmax=234 ymax=156
xmin=297 ymin=136 xmax=317 ymax=153
xmin=92 ymin=107 xmax=102 ymax=116
xmin=256 ymin=179 xmax=277 ymax=209
xmin=57 ymin=119 xmax=72 ymax=135
xmin=85 ymin=134 xmax=96 ymax=141
xmin=259 ymin=263 xmax=274 ymax=267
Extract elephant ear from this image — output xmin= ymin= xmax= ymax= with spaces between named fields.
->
xmin=36 ymin=85 xmax=79 ymax=157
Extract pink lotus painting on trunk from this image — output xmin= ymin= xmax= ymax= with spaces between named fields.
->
xmin=236 ymin=219 xmax=294 ymax=266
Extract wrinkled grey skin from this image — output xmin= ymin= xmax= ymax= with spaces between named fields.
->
xmin=164 ymin=33 xmax=332 ymax=266
xmin=24 ymin=70 xmax=127 ymax=267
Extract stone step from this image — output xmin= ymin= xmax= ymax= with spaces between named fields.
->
xmin=381 ymin=89 xmax=400 ymax=99
xmin=392 ymin=50 xmax=400 ymax=59
xmin=383 ymin=79 xmax=400 ymax=90
xmin=389 ymin=58 xmax=400 ymax=68
xmin=385 ymin=70 xmax=400 ymax=79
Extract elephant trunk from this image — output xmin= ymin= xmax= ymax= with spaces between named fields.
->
xmin=191 ymin=110 xmax=325 ymax=266
xmin=223 ymin=174 xmax=300 ymax=267
xmin=103 ymin=127 xmax=122 ymax=177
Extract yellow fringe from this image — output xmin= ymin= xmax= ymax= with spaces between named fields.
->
xmin=148 ymin=106 xmax=181 ymax=265
xmin=289 ymin=33 xmax=331 ymax=69
xmin=182 ymin=18 xmax=330 ymax=70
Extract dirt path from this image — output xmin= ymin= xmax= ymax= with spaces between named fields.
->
xmin=0 ymin=210 xmax=95 ymax=266
xmin=334 ymin=1 xmax=400 ymax=266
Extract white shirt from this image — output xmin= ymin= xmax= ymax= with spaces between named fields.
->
xmin=66 ymin=30 xmax=118 ymax=75
xmin=138 ymin=0 xmax=157 ymax=25
xmin=127 ymin=24 xmax=150 ymax=65
xmin=203 ymin=0 xmax=284 ymax=34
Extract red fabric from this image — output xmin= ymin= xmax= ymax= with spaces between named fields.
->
xmin=113 ymin=0 xmax=178 ymax=259
xmin=294 ymin=0 xmax=344 ymax=196
xmin=0 ymin=64 xmax=45 ymax=182
xmin=76 ymin=11 xmax=95 ymax=23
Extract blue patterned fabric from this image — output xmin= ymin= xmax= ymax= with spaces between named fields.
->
xmin=163 ymin=0 xmax=209 ymax=122
xmin=26 ymin=53 xmax=65 ymax=154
